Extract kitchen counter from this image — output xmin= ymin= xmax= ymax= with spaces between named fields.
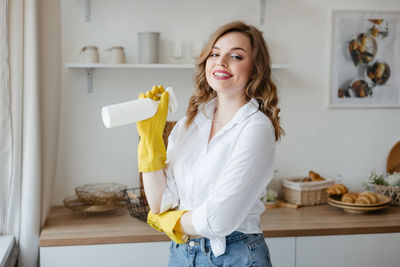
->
xmin=39 ymin=205 xmax=400 ymax=247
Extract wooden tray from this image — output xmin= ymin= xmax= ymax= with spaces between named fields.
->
xmin=387 ymin=141 xmax=400 ymax=174
xmin=63 ymin=195 xmax=126 ymax=214
xmin=328 ymin=194 xmax=391 ymax=207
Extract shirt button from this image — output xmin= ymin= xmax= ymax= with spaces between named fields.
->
xmin=189 ymin=240 xmax=195 ymax=247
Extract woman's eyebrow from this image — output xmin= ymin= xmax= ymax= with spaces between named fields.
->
xmin=213 ymin=46 xmax=248 ymax=54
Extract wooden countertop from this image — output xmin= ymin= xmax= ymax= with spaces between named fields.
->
xmin=39 ymin=205 xmax=400 ymax=247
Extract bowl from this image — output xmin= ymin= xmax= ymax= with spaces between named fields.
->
xmin=366 ymin=61 xmax=391 ymax=85
xmin=348 ymin=79 xmax=372 ymax=98
xmin=348 ymin=33 xmax=377 ymax=66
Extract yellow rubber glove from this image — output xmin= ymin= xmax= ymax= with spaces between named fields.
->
xmin=147 ymin=210 xmax=189 ymax=244
xmin=137 ymin=85 xmax=169 ymax=172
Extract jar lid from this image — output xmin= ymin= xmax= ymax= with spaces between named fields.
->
xmin=81 ymin=45 xmax=98 ymax=51
xmin=137 ymin=32 xmax=160 ymax=35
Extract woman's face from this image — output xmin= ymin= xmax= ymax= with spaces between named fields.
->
xmin=205 ymin=32 xmax=254 ymax=98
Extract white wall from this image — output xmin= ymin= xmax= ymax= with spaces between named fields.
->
xmin=39 ymin=0 xmax=62 ymax=220
xmin=50 ymin=0 xmax=400 ymax=205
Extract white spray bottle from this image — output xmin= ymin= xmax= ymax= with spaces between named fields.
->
xmin=101 ymin=87 xmax=178 ymax=128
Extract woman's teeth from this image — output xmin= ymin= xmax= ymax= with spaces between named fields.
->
xmin=214 ymin=73 xmax=231 ymax=77
xmin=214 ymin=72 xmax=232 ymax=78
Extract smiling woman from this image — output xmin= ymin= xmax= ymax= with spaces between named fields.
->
xmin=187 ymin=21 xmax=284 ymax=141
xmin=139 ymin=21 xmax=283 ymax=267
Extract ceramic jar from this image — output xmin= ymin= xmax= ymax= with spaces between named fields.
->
xmin=105 ymin=46 xmax=126 ymax=64
xmin=80 ymin=46 xmax=99 ymax=63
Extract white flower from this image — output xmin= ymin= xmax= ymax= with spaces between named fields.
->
xmin=387 ymin=172 xmax=400 ymax=186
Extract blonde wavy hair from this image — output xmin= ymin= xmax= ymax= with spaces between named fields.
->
xmin=185 ymin=21 xmax=284 ymax=141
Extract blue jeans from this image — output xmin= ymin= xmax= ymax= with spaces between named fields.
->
xmin=168 ymin=231 xmax=272 ymax=267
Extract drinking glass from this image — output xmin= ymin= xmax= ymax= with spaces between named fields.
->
xmin=170 ymin=40 xmax=184 ymax=63
xmin=190 ymin=40 xmax=204 ymax=62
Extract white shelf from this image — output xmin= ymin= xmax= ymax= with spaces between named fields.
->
xmin=66 ymin=63 xmax=291 ymax=93
xmin=66 ymin=63 xmax=290 ymax=70
xmin=66 ymin=63 xmax=196 ymax=69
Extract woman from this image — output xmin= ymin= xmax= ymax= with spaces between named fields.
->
xmin=137 ymin=21 xmax=284 ymax=267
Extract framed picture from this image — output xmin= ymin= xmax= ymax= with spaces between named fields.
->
xmin=329 ymin=10 xmax=400 ymax=108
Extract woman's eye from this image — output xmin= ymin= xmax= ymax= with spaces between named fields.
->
xmin=209 ymin=53 xmax=218 ymax=57
xmin=231 ymin=54 xmax=243 ymax=60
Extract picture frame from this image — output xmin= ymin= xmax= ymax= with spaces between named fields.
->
xmin=329 ymin=10 xmax=400 ymax=108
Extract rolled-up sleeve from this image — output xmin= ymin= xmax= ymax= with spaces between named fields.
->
xmin=192 ymin=122 xmax=275 ymax=238
xmin=160 ymin=166 xmax=179 ymax=213
xmin=159 ymin=120 xmax=184 ymax=213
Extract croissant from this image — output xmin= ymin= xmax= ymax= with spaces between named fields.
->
xmin=355 ymin=192 xmax=378 ymax=204
xmin=341 ymin=193 xmax=358 ymax=203
xmin=326 ymin=184 xmax=348 ymax=195
xmin=308 ymin=170 xmax=325 ymax=181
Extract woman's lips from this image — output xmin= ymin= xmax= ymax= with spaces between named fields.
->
xmin=213 ymin=70 xmax=233 ymax=80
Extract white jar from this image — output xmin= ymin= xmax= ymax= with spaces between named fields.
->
xmin=105 ymin=46 xmax=126 ymax=64
xmin=80 ymin=46 xmax=99 ymax=63
xmin=101 ymin=87 xmax=178 ymax=128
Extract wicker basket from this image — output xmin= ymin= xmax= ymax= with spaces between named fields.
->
xmin=122 ymin=187 xmax=150 ymax=222
xmin=374 ymin=184 xmax=400 ymax=206
xmin=75 ymin=183 xmax=127 ymax=206
xmin=282 ymin=178 xmax=334 ymax=206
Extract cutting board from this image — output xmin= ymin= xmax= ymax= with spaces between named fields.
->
xmin=387 ymin=141 xmax=400 ymax=174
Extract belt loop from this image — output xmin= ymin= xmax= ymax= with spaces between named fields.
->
xmin=200 ymin=238 xmax=207 ymax=255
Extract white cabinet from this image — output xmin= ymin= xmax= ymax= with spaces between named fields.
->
xmin=40 ymin=237 xmax=294 ymax=267
xmin=40 ymin=233 xmax=400 ymax=267
xmin=266 ymin=237 xmax=296 ymax=267
xmin=268 ymin=233 xmax=400 ymax=267
xmin=40 ymin=242 xmax=171 ymax=267
xmin=296 ymin=233 xmax=400 ymax=267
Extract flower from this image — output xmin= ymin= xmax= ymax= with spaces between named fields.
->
xmin=387 ymin=173 xmax=400 ymax=187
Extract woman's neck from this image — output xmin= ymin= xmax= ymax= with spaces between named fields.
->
xmin=213 ymin=94 xmax=247 ymax=124
xmin=208 ymin=94 xmax=247 ymax=144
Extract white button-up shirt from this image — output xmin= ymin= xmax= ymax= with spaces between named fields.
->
xmin=160 ymin=97 xmax=276 ymax=257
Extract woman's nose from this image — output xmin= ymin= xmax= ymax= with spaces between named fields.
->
xmin=217 ymin=55 xmax=228 ymax=67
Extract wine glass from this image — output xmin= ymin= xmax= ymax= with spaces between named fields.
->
xmin=190 ymin=40 xmax=204 ymax=62
xmin=170 ymin=40 xmax=185 ymax=63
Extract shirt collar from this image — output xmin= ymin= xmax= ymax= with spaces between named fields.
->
xmin=194 ymin=97 xmax=260 ymax=129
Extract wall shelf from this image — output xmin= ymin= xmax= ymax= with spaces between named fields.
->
xmin=66 ymin=62 xmax=290 ymax=69
xmin=66 ymin=63 xmax=291 ymax=93
xmin=66 ymin=63 xmax=196 ymax=69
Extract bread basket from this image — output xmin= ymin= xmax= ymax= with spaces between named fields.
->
xmin=282 ymin=178 xmax=334 ymax=206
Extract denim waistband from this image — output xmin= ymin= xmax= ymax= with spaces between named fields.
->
xmin=225 ymin=231 xmax=249 ymax=244
xmin=186 ymin=231 xmax=257 ymax=244
xmin=172 ymin=231 xmax=263 ymax=254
